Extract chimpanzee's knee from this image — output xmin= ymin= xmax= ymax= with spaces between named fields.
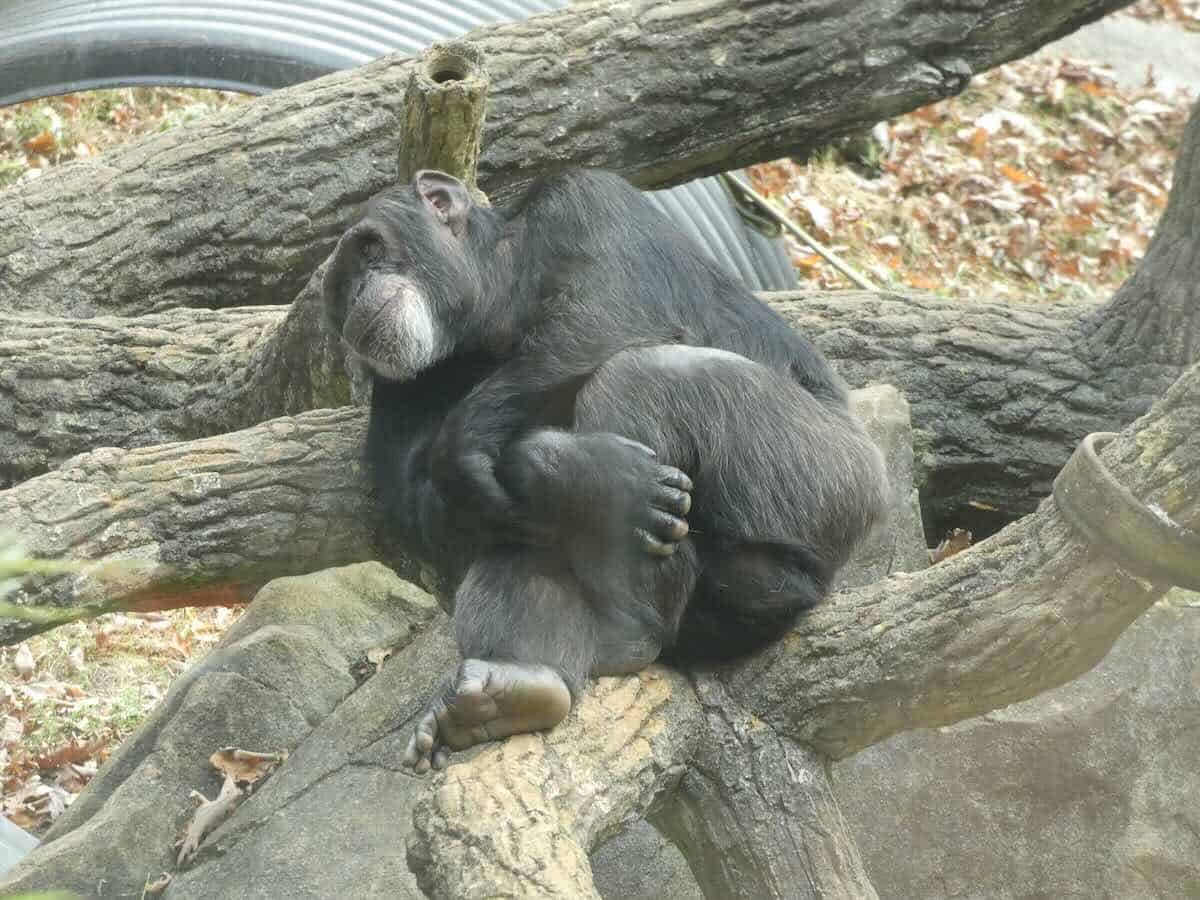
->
xmin=577 ymin=344 xmax=884 ymax=568
xmin=575 ymin=345 xmax=771 ymax=471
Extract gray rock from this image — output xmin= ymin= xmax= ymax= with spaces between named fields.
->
xmin=0 ymin=562 xmax=441 ymax=898
xmin=835 ymin=591 xmax=1200 ymax=900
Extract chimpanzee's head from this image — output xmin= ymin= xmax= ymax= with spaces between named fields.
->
xmin=323 ymin=170 xmax=492 ymax=381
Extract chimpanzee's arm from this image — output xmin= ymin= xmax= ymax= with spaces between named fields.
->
xmin=429 ymin=321 xmax=686 ymax=546
xmin=372 ymin=344 xmax=688 ymax=564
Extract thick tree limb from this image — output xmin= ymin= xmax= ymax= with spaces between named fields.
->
xmin=658 ymin=680 xmax=877 ymax=899
xmin=774 ymin=291 xmax=1113 ymax=520
xmin=724 ymin=362 xmax=1200 ymax=760
xmin=409 ymin=669 xmax=701 ymax=900
xmin=0 ymin=307 xmax=291 ymax=486
xmin=0 ymin=407 xmax=374 ymax=642
xmin=1085 ymin=93 xmax=1200 ymax=371
xmin=0 ymin=0 xmax=1130 ymax=318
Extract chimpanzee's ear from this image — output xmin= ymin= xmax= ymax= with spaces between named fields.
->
xmin=414 ymin=170 xmax=472 ymax=236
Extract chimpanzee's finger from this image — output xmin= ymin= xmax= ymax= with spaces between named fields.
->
xmin=636 ymin=528 xmax=677 ymax=556
xmin=647 ymin=509 xmax=689 ymax=542
xmin=653 ymin=486 xmax=692 ymax=517
xmin=657 ymin=466 xmax=693 ymax=492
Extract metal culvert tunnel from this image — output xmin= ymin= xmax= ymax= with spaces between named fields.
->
xmin=0 ymin=0 xmax=797 ymax=291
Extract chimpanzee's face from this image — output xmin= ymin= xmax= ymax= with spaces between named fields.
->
xmin=323 ymin=171 xmax=478 ymax=382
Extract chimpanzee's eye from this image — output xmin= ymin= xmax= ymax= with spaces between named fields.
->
xmin=360 ymin=236 xmax=386 ymax=265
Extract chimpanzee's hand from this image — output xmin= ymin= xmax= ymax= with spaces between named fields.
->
xmin=430 ymin=413 xmax=515 ymax=528
xmin=501 ymin=431 xmax=693 ymax=556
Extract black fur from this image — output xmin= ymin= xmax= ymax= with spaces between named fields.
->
xmin=324 ymin=169 xmax=887 ymax=690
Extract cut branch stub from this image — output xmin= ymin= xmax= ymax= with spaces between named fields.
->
xmin=398 ymin=40 xmax=490 ymax=203
xmin=1053 ymin=431 xmax=1200 ymax=590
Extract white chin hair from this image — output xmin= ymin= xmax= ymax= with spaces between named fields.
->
xmin=355 ymin=295 xmax=445 ymax=382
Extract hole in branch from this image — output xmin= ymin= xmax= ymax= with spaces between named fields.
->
xmin=427 ymin=52 xmax=470 ymax=84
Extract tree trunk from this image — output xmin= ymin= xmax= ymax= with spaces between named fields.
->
xmin=1084 ymin=95 xmax=1200 ymax=372
xmin=0 ymin=407 xmax=375 ymax=641
xmin=658 ymin=687 xmax=878 ymax=899
xmin=0 ymin=307 xmax=290 ymax=486
xmin=0 ymin=0 xmax=1129 ymax=318
xmin=774 ymin=291 xmax=1111 ymax=525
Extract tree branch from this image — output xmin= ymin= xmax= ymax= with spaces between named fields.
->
xmin=0 ymin=0 xmax=1130 ymax=318
xmin=409 ymin=670 xmax=701 ymax=899
xmin=658 ymin=680 xmax=877 ymax=899
xmin=0 ymin=407 xmax=374 ymax=642
xmin=723 ymin=362 xmax=1200 ymax=760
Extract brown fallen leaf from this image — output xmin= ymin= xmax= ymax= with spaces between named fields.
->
xmin=176 ymin=774 xmax=243 ymax=866
xmin=143 ymin=873 xmax=172 ymax=896
xmin=998 ymin=163 xmax=1033 ymax=185
xmin=34 ymin=738 xmax=106 ymax=771
xmin=22 ymin=130 xmax=56 ymax=155
xmin=209 ymin=746 xmax=287 ymax=786
xmin=930 ymin=528 xmax=974 ymax=564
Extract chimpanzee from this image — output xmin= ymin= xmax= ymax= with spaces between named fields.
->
xmin=323 ymin=168 xmax=887 ymax=772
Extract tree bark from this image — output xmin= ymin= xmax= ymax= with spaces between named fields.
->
xmin=1084 ymin=93 xmax=1200 ymax=372
xmin=7 ymin=95 xmax=1196 ymax=515
xmin=0 ymin=307 xmax=290 ymax=486
xmin=0 ymin=407 xmax=375 ymax=642
xmin=408 ymin=668 xmax=703 ymax=900
xmin=658 ymin=681 xmax=878 ymax=899
xmin=774 ymin=291 xmax=1112 ymax=523
xmin=0 ymin=0 xmax=1129 ymax=318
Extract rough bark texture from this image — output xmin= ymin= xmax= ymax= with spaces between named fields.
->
xmin=0 ymin=307 xmax=290 ymax=487
xmin=396 ymin=40 xmax=490 ymax=193
xmin=0 ymin=407 xmax=374 ymax=642
xmin=408 ymin=671 xmax=701 ymax=900
xmin=774 ymin=291 xmax=1110 ymax=523
xmin=0 ymin=0 xmax=1129 ymax=318
xmin=658 ymin=680 xmax=877 ymax=899
xmin=1084 ymin=95 xmax=1200 ymax=371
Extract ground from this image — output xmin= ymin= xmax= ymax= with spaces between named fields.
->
xmin=0 ymin=0 xmax=1197 ymax=837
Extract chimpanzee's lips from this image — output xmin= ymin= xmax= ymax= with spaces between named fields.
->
xmin=341 ymin=297 xmax=390 ymax=350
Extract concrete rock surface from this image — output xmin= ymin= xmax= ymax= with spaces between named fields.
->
xmin=835 ymin=591 xmax=1200 ymax=900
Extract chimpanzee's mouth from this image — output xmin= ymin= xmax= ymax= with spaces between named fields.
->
xmin=338 ymin=276 xmax=446 ymax=381
xmin=341 ymin=296 xmax=390 ymax=351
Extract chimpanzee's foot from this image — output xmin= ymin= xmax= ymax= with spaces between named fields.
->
xmin=402 ymin=659 xmax=572 ymax=773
